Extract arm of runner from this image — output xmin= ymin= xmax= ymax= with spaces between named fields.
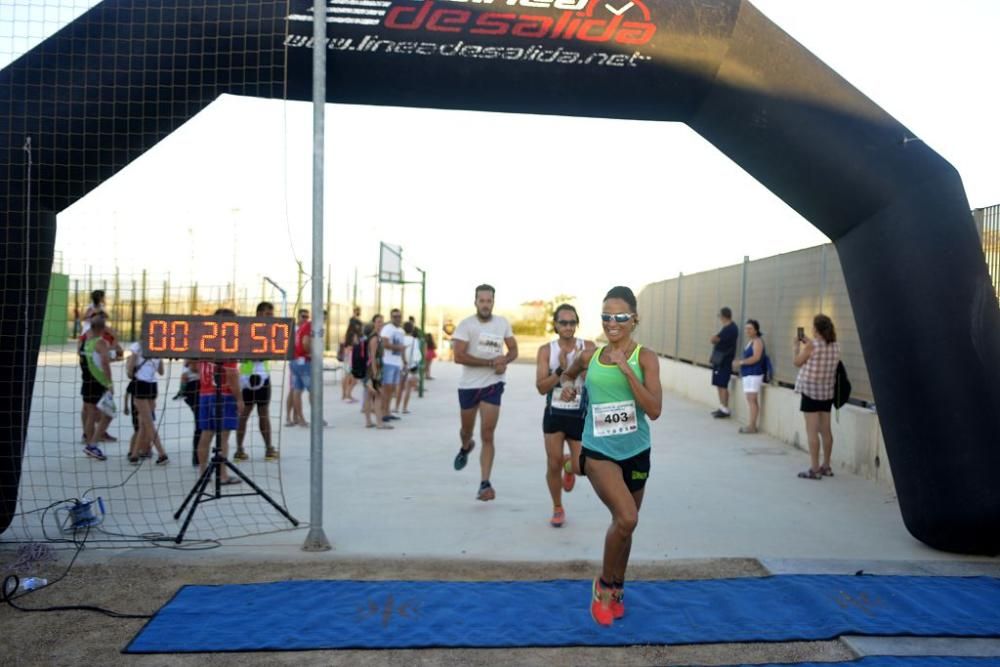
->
xmin=452 ymin=339 xmax=494 ymax=367
xmin=559 ymin=346 xmax=595 ymax=401
xmin=614 ymin=347 xmax=662 ymax=419
xmin=126 ymin=352 xmax=137 ymax=380
xmin=503 ymin=336 xmax=518 ymax=365
xmin=535 ymin=344 xmax=560 ymax=395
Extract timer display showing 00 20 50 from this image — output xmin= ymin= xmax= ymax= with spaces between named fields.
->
xmin=140 ymin=314 xmax=296 ymax=360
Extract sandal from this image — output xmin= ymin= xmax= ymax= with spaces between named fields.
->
xmin=798 ymin=468 xmax=823 ymax=480
xmin=738 ymin=426 xmax=758 ymax=434
xmin=221 ymin=477 xmax=242 ymax=485
xmin=819 ymin=465 xmax=834 ymax=477
xmin=376 ymin=424 xmax=395 ymax=430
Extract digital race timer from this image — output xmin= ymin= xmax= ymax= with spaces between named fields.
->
xmin=140 ymin=314 xmax=296 ymax=360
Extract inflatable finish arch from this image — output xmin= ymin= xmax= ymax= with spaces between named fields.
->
xmin=2 ymin=0 xmax=998 ymax=553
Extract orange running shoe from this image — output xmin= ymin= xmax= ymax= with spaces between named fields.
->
xmin=611 ymin=587 xmax=625 ymax=619
xmin=550 ymin=506 xmax=565 ymax=528
xmin=562 ymin=455 xmax=575 ymax=492
xmin=590 ymin=578 xmax=614 ymax=626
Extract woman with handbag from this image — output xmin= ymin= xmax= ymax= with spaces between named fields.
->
xmin=793 ymin=314 xmax=841 ymax=480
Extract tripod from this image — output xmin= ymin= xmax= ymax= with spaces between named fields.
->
xmin=174 ymin=361 xmax=299 ymax=543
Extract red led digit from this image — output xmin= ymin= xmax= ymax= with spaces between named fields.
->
xmin=171 ymin=320 xmax=190 ymax=353
xmin=272 ymin=323 xmax=290 ymax=354
xmin=148 ymin=320 xmax=168 ymax=352
xmin=250 ymin=322 xmax=267 ymax=353
xmin=221 ymin=322 xmax=238 ymax=353
xmin=200 ymin=321 xmax=218 ymax=353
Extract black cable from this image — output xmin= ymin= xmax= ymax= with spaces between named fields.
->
xmin=1 ymin=526 xmax=152 ymax=619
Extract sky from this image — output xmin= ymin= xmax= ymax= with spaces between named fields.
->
xmin=3 ymin=0 xmax=999 ymax=337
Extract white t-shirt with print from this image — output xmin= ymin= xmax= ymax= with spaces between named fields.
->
xmin=380 ymin=323 xmax=405 ymax=368
xmin=453 ymin=314 xmax=513 ymax=389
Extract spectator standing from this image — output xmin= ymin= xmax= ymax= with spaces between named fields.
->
xmin=125 ymin=341 xmax=168 ymax=465
xmin=379 ymin=309 xmax=407 ymax=422
xmin=709 ymin=307 xmax=739 ymax=418
xmin=735 ymin=319 xmax=765 ymax=434
xmin=793 ymin=314 xmax=841 ymax=480
xmin=396 ymin=320 xmax=423 ymax=414
xmin=341 ymin=320 xmax=362 ymax=403
xmin=424 ymin=332 xmax=437 ymax=379
xmin=287 ymin=309 xmax=311 ymax=427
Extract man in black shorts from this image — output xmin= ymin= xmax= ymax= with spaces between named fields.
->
xmin=709 ymin=307 xmax=739 ymax=418
xmin=235 ymin=301 xmax=277 ymax=461
xmin=535 ymin=304 xmax=595 ymax=527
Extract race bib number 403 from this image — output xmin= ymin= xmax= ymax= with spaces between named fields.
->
xmin=592 ymin=400 xmax=638 ymax=438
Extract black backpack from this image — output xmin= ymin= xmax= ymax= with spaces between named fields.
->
xmin=834 ymin=361 xmax=852 ymax=408
xmin=351 ymin=337 xmax=369 ymax=377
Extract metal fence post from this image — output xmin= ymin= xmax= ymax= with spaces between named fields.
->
xmin=819 ymin=245 xmax=828 ymax=313
xmin=738 ymin=255 xmax=749 ymax=350
xmin=303 ymin=0 xmax=332 ymax=552
xmin=130 ymin=279 xmax=137 ymax=342
xmin=674 ymin=272 xmax=683 ymax=360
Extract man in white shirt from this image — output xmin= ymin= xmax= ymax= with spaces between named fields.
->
xmin=451 ymin=284 xmax=518 ymax=501
xmin=379 ymin=309 xmax=407 ymax=423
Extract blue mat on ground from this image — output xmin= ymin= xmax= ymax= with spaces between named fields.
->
xmin=745 ymin=659 xmax=1000 ymax=667
xmin=125 ymin=575 xmax=1000 ymax=653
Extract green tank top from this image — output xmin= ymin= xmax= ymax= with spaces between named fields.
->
xmin=239 ymin=360 xmax=270 ymax=376
xmin=583 ymin=344 xmax=650 ymax=460
xmin=84 ymin=337 xmax=111 ymax=388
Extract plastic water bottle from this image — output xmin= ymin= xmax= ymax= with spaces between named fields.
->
xmin=19 ymin=577 xmax=47 ymax=592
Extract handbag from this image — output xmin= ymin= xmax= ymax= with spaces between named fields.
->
xmin=834 ymin=361 xmax=852 ymax=409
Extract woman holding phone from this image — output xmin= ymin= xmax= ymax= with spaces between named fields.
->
xmin=793 ymin=314 xmax=841 ymax=479
xmin=560 ymin=286 xmax=662 ymax=627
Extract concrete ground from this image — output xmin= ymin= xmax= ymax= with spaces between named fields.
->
xmin=218 ymin=359 xmax=987 ymax=565
xmin=2 ymin=354 xmax=998 ymax=665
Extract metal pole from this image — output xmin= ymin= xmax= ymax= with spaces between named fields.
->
xmin=819 ymin=245 xmax=828 ymax=313
xmin=673 ymin=272 xmax=682 ymax=360
xmin=326 ymin=265 xmax=332 ymax=353
xmin=130 ymin=279 xmax=137 ymax=342
xmin=418 ymin=268 xmax=426 ymax=398
xmin=738 ymin=255 xmax=749 ymax=350
xmin=303 ymin=0 xmax=331 ymax=552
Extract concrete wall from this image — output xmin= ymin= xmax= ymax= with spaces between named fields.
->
xmin=660 ymin=356 xmax=896 ymax=491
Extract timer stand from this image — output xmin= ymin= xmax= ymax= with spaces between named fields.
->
xmin=139 ymin=313 xmax=300 ymax=544
xmin=173 ymin=361 xmax=299 ymax=543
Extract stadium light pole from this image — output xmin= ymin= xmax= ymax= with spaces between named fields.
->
xmin=302 ymin=0 xmax=331 ymax=552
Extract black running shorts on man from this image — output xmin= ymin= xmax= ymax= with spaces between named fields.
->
xmin=458 ymin=382 xmax=505 ymax=410
xmin=242 ymin=378 xmax=271 ymax=406
xmin=543 ymin=410 xmax=584 ymax=441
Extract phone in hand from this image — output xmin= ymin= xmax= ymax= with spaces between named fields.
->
xmin=797 ymin=327 xmax=806 ymax=342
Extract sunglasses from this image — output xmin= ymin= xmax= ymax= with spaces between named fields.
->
xmin=601 ymin=313 xmax=633 ymax=323
xmin=556 ymin=319 xmax=578 ymax=326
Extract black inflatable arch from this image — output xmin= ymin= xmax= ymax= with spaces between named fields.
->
xmin=2 ymin=0 xmax=998 ymax=553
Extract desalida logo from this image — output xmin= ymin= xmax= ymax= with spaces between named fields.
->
xmin=384 ymin=0 xmax=657 ymax=46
